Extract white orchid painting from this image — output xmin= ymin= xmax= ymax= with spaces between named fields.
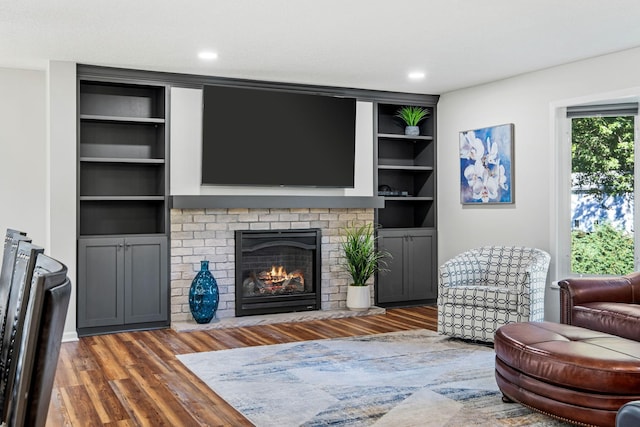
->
xmin=459 ymin=123 xmax=514 ymax=204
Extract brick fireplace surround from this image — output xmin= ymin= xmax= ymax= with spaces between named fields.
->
xmin=170 ymin=207 xmax=376 ymax=327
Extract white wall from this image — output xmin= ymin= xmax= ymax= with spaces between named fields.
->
xmin=47 ymin=61 xmax=77 ymax=340
xmin=0 ymin=64 xmax=77 ymax=340
xmin=170 ymin=87 xmax=373 ymax=197
xmin=437 ymin=46 xmax=640 ymax=321
xmin=0 ymin=68 xmax=47 ymax=243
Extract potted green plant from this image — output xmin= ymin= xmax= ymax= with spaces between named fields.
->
xmin=340 ymin=223 xmax=390 ymax=311
xmin=395 ymin=106 xmax=430 ymax=136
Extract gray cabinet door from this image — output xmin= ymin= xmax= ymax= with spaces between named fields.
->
xmin=377 ymin=230 xmax=407 ymax=304
xmin=376 ymin=228 xmax=437 ymax=304
xmin=78 ymin=237 xmax=125 ymax=328
xmin=124 ymin=236 xmax=168 ymax=324
xmin=406 ymin=230 xmax=437 ymax=301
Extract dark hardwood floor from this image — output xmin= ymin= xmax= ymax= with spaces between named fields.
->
xmin=46 ymin=306 xmax=438 ymax=426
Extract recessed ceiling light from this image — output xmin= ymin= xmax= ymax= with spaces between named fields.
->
xmin=198 ymin=51 xmax=218 ymax=60
xmin=408 ymin=71 xmax=426 ymax=80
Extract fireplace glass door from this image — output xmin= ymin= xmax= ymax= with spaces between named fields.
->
xmin=235 ymin=229 xmax=321 ymax=316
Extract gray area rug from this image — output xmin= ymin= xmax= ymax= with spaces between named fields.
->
xmin=177 ymin=329 xmax=569 ymax=426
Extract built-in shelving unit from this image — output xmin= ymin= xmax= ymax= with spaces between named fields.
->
xmin=73 ymin=64 xmax=441 ymax=332
xmin=78 ymin=81 xmax=168 ymax=236
xmin=376 ymin=104 xmax=436 ymax=229
xmin=375 ymin=101 xmax=438 ymax=307
xmin=77 ymin=78 xmax=169 ymax=336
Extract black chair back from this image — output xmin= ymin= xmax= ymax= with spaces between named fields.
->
xmin=0 ymin=230 xmax=27 ymax=291
xmin=0 ymin=241 xmax=43 ymax=419
xmin=6 ymin=254 xmax=70 ymax=427
xmin=0 ymin=230 xmax=30 ymax=340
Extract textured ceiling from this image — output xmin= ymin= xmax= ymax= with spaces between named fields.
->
xmin=1 ymin=0 xmax=640 ymax=94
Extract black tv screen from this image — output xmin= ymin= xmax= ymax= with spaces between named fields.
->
xmin=201 ymin=85 xmax=357 ymax=187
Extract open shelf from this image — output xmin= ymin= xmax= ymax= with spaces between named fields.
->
xmin=79 ymin=200 xmax=166 ymax=235
xmin=80 ymin=157 xmax=165 ymax=164
xmin=378 ymin=165 xmax=433 ymax=171
xmin=378 ymin=199 xmax=436 ymax=229
xmin=378 ymin=137 xmax=433 ymax=168
xmin=80 ymin=162 xmax=165 ymax=197
xmin=378 ymin=168 xmax=434 ymax=199
xmin=377 ymin=104 xmax=435 ymax=137
xmin=80 ymin=120 xmax=165 ymax=160
xmin=80 ymin=114 xmax=165 ymax=124
xmin=383 ymin=196 xmax=434 ymax=201
xmin=80 ymin=81 xmax=165 ymax=119
xmin=378 ymin=133 xmax=433 ymax=141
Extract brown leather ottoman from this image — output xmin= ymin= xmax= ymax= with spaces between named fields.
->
xmin=494 ymin=321 xmax=640 ymax=427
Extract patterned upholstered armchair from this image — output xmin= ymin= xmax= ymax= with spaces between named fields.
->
xmin=438 ymin=246 xmax=550 ymax=342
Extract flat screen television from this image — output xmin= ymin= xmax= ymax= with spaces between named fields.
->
xmin=201 ymin=84 xmax=357 ymax=187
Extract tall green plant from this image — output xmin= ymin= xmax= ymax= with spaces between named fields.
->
xmin=340 ymin=223 xmax=390 ymax=286
xmin=395 ymin=106 xmax=430 ymax=127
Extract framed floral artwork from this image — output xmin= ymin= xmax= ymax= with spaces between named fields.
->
xmin=459 ymin=123 xmax=514 ymax=204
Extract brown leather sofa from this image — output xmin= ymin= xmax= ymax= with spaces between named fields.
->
xmin=559 ymin=272 xmax=640 ymax=341
xmin=493 ymin=273 xmax=640 ymax=427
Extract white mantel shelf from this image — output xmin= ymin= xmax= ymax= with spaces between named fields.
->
xmin=170 ymin=195 xmax=384 ymax=209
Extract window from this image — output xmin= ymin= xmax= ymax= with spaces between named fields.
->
xmin=566 ymin=103 xmax=638 ymax=276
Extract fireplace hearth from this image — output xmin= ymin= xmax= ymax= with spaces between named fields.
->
xmin=235 ymin=229 xmax=321 ymax=317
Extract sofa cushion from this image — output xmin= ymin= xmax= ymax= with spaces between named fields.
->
xmin=573 ymin=302 xmax=640 ymax=341
xmin=440 ymin=285 xmax=518 ymax=311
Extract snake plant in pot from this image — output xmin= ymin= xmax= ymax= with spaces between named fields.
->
xmin=340 ymin=223 xmax=390 ymax=311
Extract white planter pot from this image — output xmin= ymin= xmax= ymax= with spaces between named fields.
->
xmin=346 ymin=285 xmax=371 ymax=311
xmin=405 ymin=125 xmax=420 ymax=136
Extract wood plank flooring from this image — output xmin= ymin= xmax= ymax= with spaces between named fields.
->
xmin=46 ymin=306 xmax=437 ymax=427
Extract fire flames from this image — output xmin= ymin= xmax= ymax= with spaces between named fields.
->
xmin=244 ymin=265 xmax=305 ymax=296
xmin=259 ymin=265 xmax=303 ymax=285
xmin=269 ymin=265 xmax=288 ymax=283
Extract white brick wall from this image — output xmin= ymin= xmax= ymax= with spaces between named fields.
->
xmin=170 ymin=208 xmax=375 ymax=323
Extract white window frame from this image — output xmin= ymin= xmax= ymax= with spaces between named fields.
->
xmin=553 ymin=97 xmax=640 ymax=280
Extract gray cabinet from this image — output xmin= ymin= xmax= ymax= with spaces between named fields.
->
xmin=78 ymin=236 xmax=168 ymax=334
xmin=376 ymin=229 xmax=437 ymax=305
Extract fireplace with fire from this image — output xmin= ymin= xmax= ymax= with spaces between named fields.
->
xmin=235 ymin=229 xmax=321 ymax=316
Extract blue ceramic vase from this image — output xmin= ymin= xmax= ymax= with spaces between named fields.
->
xmin=189 ymin=260 xmax=219 ymax=324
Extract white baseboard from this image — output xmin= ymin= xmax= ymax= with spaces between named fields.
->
xmin=62 ymin=331 xmax=79 ymax=342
